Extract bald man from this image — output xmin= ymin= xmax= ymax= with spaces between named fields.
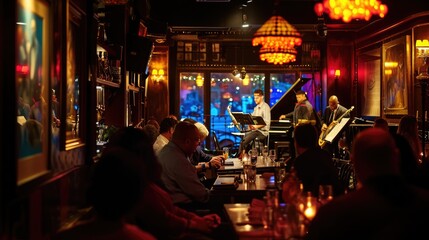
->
xmin=319 ymin=95 xmax=350 ymax=155
xmin=321 ymin=95 xmax=349 ymax=133
xmin=307 ymin=128 xmax=429 ymax=240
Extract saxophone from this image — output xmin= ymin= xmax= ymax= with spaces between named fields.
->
xmin=318 ymin=106 xmax=354 ymax=147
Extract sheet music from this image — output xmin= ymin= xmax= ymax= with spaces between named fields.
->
xmin=324 ymin=118 xmax=350 ymax=142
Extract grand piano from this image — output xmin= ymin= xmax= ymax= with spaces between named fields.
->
xmin=268 ymin=77 xmax=310 ymax=158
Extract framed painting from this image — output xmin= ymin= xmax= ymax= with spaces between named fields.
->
xmin=16 ymin=0 xmax=50 ymax=184
xmin=382 ymin=35 xmax=410 ymax=116
xmin=62 ymin=2 xmax=86 ymax=150
xmin=358 ymin=48 xmax=381 ymax=117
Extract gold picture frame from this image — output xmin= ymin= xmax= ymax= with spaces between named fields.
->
xmin=16 ymin=0 xmax=50 ymax=184
xmin=382 ymin=35 xmax=410 ymax=116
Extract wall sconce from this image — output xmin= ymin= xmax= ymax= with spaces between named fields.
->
xmin=151 ymin=69 xmax=165 ymax=83
xmin=416 ymin=39 xmax=429 ymax=58
xmin=196 ymin=74 xmax=204 ymax=87
xmin=384 ymin=69 xmax=392 ymax=75
xmin=334 ymin=69 xmax=341 ymax=78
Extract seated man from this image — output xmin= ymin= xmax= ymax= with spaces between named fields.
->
xmin=158 ymin=121 xmax=211 ymax=211
xmin=284 ymin=123 xmax=342 ymax=198
xmin=182 ymin=118 xmax=223 ymax=188
xmin=307 ymin=128 xmax=429 ymax=239
xmin=54 ymin=148 xmax=156 ymax=240
xmin=238 ymin=89 xmax=271 ymax=156
xmin=153 ymin=117 xmax=178 ymax=155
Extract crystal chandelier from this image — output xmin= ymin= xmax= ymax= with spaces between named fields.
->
xmin=252 ymin=16 xmax=302 ymax=65
xmin=314 ymin=0 xmax=388 ymax=23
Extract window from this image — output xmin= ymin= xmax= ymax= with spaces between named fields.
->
xmin=179 ymin=72 xmax=204 ymax=123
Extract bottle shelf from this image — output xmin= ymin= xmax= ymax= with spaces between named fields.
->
xmin=96 ymin=78 xmax=120 ymax=88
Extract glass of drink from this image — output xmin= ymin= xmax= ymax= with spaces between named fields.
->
xmin=222 ymin=147 xmax=229 ymax=160
xmin=243 ymin=161 xmax=256 ymax=183
xmin=248 ymin=148 xmax=258 ymax=165
xmin=262 ymin=145 xmax=269 ymax=160
xmin=274 ymin=162 xmax=286 ymax=186
xmin=318 ymin=185 xmax=333 ymax=205
xmin=269 ymin=149 xmax=276 ymax=162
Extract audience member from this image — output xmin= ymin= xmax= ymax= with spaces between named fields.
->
xmin=153 ymin=117 xmax=178 ymax=155
xmin=167 ymin=114 xmax=178 ymax=121
xmin=142 ymin=124 xmax=159 ymax=145
xmin=285 ymin=124 xmax=342 ymax=198
xmin=54 ymin=147 xmax=155 ymax=240
xmin=158 ymin=121 xmax=211 ymax=210
xmin=192 ymin=121 xmax=224 ymax=188
xmin=183 ymin=119 xmax=223 ymax=171
xmin=307 ymin=128 xmax=429 ymax=240
xmin=397 ymin=115 xmax=422 ymax=162
xmin=146 ymin=118 xmax=160 ymax=132
xmin=107 ymin=127 xmax=221 ymax=240
xmin=373 ymin=117 xmax=389 ymax=132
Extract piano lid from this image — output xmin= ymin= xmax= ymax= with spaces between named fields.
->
xmin=270 ymin=77 xmax=311 ymax=120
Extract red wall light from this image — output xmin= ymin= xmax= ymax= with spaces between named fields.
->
xmin=334 ymin=69 xmax=341 ymax=78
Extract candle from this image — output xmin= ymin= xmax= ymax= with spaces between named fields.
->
xmin=417 ymin=110 xmax=419 ymax=119
xmin=304 ymin=207 xmax=316 ymax=220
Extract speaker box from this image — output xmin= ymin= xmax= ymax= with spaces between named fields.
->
xmin=126 ymin=36 xmax=154 ymax=73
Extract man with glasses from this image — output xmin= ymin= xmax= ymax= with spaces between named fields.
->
xmin=238 ymin=89 xmax=271 ymax=157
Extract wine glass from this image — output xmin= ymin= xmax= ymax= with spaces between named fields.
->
xmin=318 ymin=185 xmax=333 ymax=205
xmin=262 ymin=146 xmax=269 ymax=162
xmin=269 ymin=149 xmax=276 ymax=162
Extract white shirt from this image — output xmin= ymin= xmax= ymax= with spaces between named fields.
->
xmin=153 ymin=134 xmax=169 ymax=155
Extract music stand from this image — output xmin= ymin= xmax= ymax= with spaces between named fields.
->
xmin=323 ymin=118 xmax=352 ymax=144
xmin=251 ymin=116 xmax=266 ymax=126
xmin=231 ymin=112 xmax=254 ymax=131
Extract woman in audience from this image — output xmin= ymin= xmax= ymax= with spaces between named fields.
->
xmin=107 ymin=127 xmax=221 ymax=240
xmin=397 ymin=115 xmax=422 ymax=163
xmin=54 ymin=147 xmax=156 ymax=240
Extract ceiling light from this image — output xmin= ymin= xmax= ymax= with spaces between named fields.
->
xmin=242 ymin=74 xmax=250 ymax=86
xmin=240 ymin=67 xmax=247 ymax=79
xmin=252 ymin=16 xmax=302 ymax=65
xmin=232 ymin=66 xmax=240 ymax=78
xmin=314 ymin=0 xmax=388 ymax=23
xmin=416 ymin=39 xmax=429 ymax=58
xmin=196 ymin=74 xmax=204 ymax=87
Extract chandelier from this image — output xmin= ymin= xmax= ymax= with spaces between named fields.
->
xmin=252 ymin=16 xmax=302 ymax=65
xmin=314 ymin=0 xmax=388 ymax=23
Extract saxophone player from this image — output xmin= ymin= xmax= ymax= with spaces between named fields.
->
xmin=320 ymin=95 xmax=350 ymax=156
